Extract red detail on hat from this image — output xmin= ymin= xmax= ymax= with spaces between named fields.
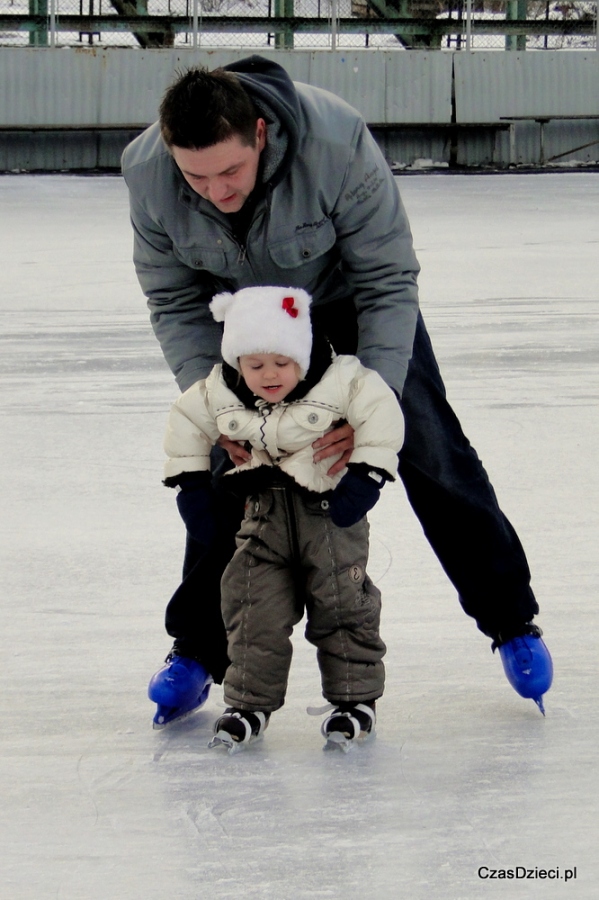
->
xmin=282 ymin=296 xmax=298 ymax=318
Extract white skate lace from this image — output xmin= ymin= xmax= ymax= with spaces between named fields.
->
xmin=306 ymin=703 xmax=334 ymax=717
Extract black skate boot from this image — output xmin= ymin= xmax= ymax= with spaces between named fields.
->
xmin=208 ymin=708 xmax=270 ymax=754
xmin=321 ymin=700 xmax=376 ymax=752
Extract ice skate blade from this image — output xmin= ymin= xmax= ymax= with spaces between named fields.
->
xmin=534 ymin=696 xmax=546 ymax=716
xmin=324 ymin=732 xmax=352 ymax=753
xmin=208 ymin=730 xmax=262 ymax=755
xmin=152 ymin=705 xmax=201 ymax=730
xmin=323 ymin=729 xmax=375 ymax=753
xmin=152 ymin=695 xmax=211 ymax=729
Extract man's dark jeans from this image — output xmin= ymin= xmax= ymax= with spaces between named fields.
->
xmin=398 ymin=313 xmax=538 ymax=638
xmin=165 ymin=312 xmax=538 ymax=683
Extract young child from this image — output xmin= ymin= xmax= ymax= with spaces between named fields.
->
xmin=163 ymin=286 xmax=405 ymax=752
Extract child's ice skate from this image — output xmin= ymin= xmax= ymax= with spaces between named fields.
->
xmin=493 ymin=624 xmax=553 ymax=715
xmin=148 ymin=654 xmax=212 ymax=729
xmin=208 ymin=708 xmax=270 ymax=754
xmin=320 ymin=701 xmax=376 ymax=753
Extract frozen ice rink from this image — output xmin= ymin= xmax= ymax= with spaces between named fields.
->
xmin=1 ymin=171 xmax=598 ymax=900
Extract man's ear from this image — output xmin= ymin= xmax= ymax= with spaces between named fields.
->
xmin=256 ymin=118 xmax=267 ymax=152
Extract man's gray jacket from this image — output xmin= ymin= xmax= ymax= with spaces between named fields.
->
xmin=121 ymin=56 xmax=420 ymax=396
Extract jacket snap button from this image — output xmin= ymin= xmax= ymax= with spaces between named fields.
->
xmin=254 ymin=501 xmax=260 ymax=513
xmin=302 ymin=249 xmax=311 ymax=258
xmin=349 ymin=565 xmax=364 ymax=584
xmin=228 ymin=420 xmax=237 ymax=431
xmin=308 ymin=413 xmax=318 ymax=424
xmin=193 ymin=259 xmax=203 ymax=267
xmin=321 ymin=499 xmax=330 ymax=510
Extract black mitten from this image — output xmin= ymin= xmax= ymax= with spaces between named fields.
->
xmin=329 ymin=464 xmax=386 ymax=528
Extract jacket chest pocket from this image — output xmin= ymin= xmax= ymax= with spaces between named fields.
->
xmin=268 ymin=218 xmax=336 ymax=270
xmin=288 ymin=405 xmax=336 ymax=434
xmin=175 ymin=245 xmax=228 ymax=274
xmin=215 ymin=408 xmax=255 ymax=438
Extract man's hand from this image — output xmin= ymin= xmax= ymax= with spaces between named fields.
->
xmin=218 ymin=433 xmax=252 ymax=466
xmin=312 ymin=422 xmax=355 ymax=477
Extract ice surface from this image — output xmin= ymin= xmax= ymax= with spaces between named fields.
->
xmin=1 ymin=172 xmax=598 ymax=899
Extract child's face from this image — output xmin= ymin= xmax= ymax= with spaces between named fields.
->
xmin=239 ymin=353 xmax=301 ymax=402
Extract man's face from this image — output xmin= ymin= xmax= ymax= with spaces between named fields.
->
xmin=171 ymin=119 xmax=266 ymax=214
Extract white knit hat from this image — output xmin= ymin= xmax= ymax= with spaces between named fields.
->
xmin=210 ymin=286 xmax=313 ymax=378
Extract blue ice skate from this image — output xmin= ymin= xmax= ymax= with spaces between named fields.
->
xmin=148 ymin=655 xmax=212 ymax=729
xmin=495 ymin=627 xmax=553 ymax=715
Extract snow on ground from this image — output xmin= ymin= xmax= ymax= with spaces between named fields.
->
xmin=0 ymin=171 xmax=598 ymax=899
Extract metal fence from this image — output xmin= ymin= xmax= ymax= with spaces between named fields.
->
xmin=1 ymin=0 xmax=597 ymax=49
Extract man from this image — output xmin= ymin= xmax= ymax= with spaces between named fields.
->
xmin=122 ymin=56 xmax=552 ymax=726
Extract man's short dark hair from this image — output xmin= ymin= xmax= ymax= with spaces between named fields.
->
xmin=159 ymin=67 xmax=259 ymax=149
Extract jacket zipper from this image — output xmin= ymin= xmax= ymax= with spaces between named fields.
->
xmin=194 ymin=189 xmax=270 ymax=271
xmin=235 ymin=187 xmax=271 ymax=269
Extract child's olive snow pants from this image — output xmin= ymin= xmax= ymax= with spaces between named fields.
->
xmin=220 ymin=484 xmax=386 ymax=712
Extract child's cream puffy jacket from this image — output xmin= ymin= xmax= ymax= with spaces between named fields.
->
xmin=164 ymin=355 xmax=404 ymax=494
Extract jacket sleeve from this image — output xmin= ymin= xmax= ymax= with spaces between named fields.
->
xmin=163 ymin=380 xmax=222 ymax=481
xmin=341 ymin=359 xmax=405 ymax=479
xmin=125 ymin=177 xmax=223 ymax=392
xmin=331 ymin=119 xmax=420 ymax=397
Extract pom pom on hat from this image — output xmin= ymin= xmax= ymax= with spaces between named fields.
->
xmin=210 ymin=286 xmax=313 ymax=378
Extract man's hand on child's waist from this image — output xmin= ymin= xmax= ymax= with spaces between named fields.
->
xmin=218 ymin=434 xmax=252 ymax=466
xmin=312 ymin=422 xmax=355 ymax=477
